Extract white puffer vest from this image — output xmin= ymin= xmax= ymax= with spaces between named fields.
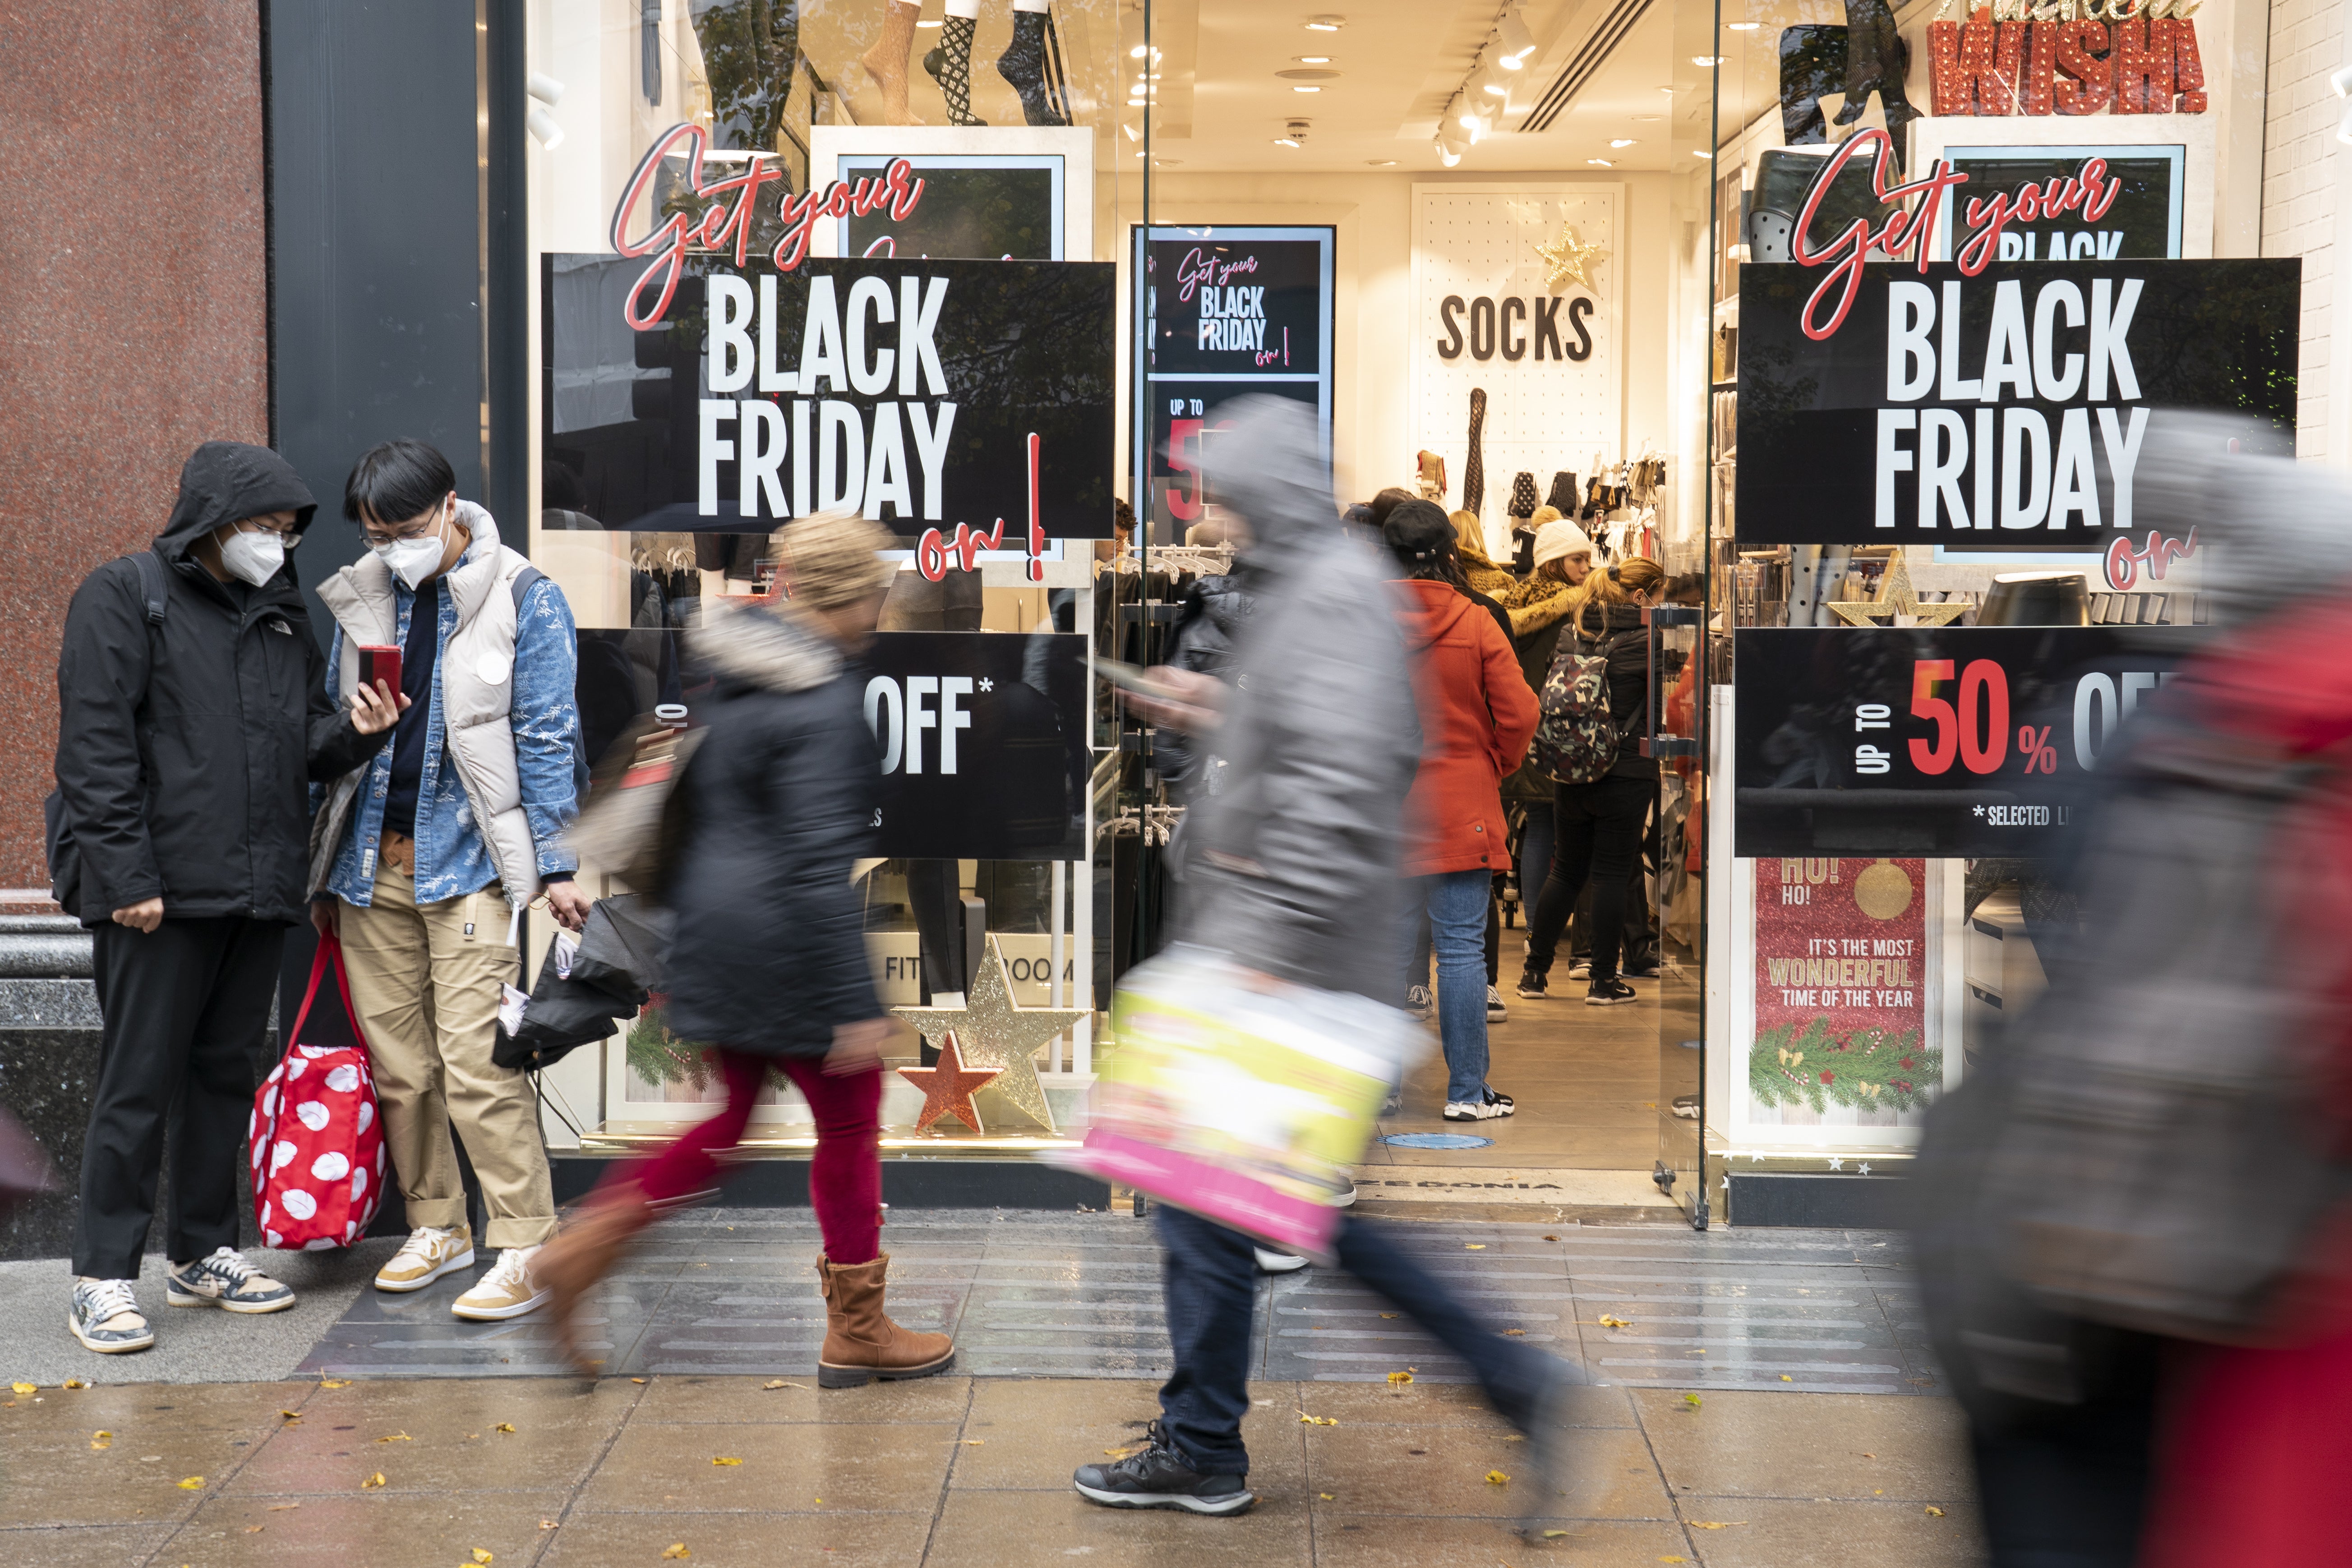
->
xmin=312 ymin=503 xmax=544 ymax=909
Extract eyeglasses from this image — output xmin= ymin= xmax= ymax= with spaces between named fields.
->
xmin=233 ymin=515 xmax=304 ymax=547
xmin=360 ymin=502 xmax=450 ymax=548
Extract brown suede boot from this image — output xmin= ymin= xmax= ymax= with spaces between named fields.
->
xmin=535 ymin=1181 xmax=655 ymax=1374
xmin=816 ymin=1253 xmax=955 ymax=1388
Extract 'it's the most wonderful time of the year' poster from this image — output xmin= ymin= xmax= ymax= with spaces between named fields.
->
xmin=1736 ymin=857 xmax=1957 ymax=1143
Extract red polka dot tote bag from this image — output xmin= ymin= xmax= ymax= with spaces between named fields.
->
xmin=249 ymin=928 xmax=387 ymax=1250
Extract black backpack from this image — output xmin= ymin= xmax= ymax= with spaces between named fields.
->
xmin=44 ymin=552 xmax=168 ymax=917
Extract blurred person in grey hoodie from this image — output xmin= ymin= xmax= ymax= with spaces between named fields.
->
xmin=1069 ymin=398 xmax=1587 ymax=1528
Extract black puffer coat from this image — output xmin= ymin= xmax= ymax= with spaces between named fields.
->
xmin=662 ymin=601 xmax=881 ymax=1056
xmin=51 ymin=442 xmax=383 ymax=926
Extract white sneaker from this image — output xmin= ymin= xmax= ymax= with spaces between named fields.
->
xmin=1487 ymin=985 xmax=1509 ymax=1023
xmin=375 ymin=1225 xmax=475 ymax=1293
xmin=1254 ymin=1248 xmax=1310 ymax=1273
xmin=165 ymin=1247 xmax=295 ymax=1313
xmin=1568 ymin=960 xmax=1591 ymax=981
xmin=452 ymin=1245 xmax=549 ymax=1321
xmin=1443 ymin=1090 xmax=1517 ymax=1122
xmin=69 ymin=1277 xmax=154 ymax=1353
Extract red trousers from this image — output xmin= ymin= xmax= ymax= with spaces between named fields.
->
xmin=630 ymin=1050 xmax=882 ymax=1265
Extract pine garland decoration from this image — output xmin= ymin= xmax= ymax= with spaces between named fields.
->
xmin=1748 ymin=1016 xmax=1943 ymax=1116
xmin=625 ymin=995 xmax=715 ymax=1091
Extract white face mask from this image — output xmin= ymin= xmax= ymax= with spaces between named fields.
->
xmin=218 ymin=527 xmax=286 ymax=586
xmin=373 ymin=504 xmax=452 ymax=590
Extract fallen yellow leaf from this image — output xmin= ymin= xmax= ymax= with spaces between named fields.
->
xmin=471 ymin=1551 xmax=494 ymax=1564
xmin=178 ymin=1476 xmax=205 ymax=1490
xmin=279 ymin=1410 xmax=302 ymax=1421
xmin=360 ymin=1473 xmax=387 ymax=1490
xmin=1387 ymin=1371 xmax=1413 ymax=1385
xmin=320 ymin=1379 xmax=352 ymax=1389
xmin=1780 ymin=1375 xmax=1794 ymax=1383
xmin=1503 ymin=1328 xmax=1526 ymax=1336
xmin=540 ymin=1520 xmax=559 ymax=1530
xmin=1543 ymin=1530 xmax=1570 ymax=1538
xmin=711 ymin=1457 xmax=742 ymax=1466
xmin=493 ymin=1423 xmax=516 ymax=1434
xmin=1690 ymin=1521 xmax=1747 ymax=1528
xmin=267 ymin=1503 xmax=300 ymax=1512
xmin=245 ymin=1525 xmax=263 ymax=1533
xmin=1298 ymin=1412 xmax=1337 ymax=1426
xmin=90 ymin=1432 xmax=112 ymax=1450
xmin=1379 ymin=1313 xmax=1399 ymax=1320
xmin=1875 ymin=1489 xmax=1884 ymax=1495
xmin=631 ymin=1378 xmax=648 ymax=1384
xmin=761 ymin=1380 xmax=803 ymax=1390
xmin=377 ymin=1431 xmax=412 ymax=1443
xmin=62 ymin=1377 xmax=88 ymax=1389
xmin=1861 ymin=1452 xmax=1876 ymax=1459
xmin=1103 ymin=1445 xmax=1143 ymax=1459
xmin=1682 ymin=1393 xmax=1702 ymax=1409
xmin=1319 ymin=1492 xmax=1334 ymax=1500
xmin=9 ymin=1382 xmax=33 ymax=1395
xmin=1464 ymin=1244 xmax=1487 ymax=1250
xmin=1543 ymin=1235 xmax=1560 ymax=1241
xmin=961 ymin=1439 xmax=985 ymax=1445
xmin=662 ymin=1547 xmax=691 ymax=1562
xmin=1597 ymin=1315 xmax=1632 ymax=1328
xmin=1660 ymin=1558 xmax=1692 ymax=1564
xmin=1926 ymin=1505 xmax=1946 ymax=1517
xmin=1485 ymin=1470 xmax=1510 ymax=1485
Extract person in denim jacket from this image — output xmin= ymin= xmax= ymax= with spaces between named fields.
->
xmin=309 ymin=439 xmax=588 ymax=1322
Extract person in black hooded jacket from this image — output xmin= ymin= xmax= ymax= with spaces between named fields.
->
xmin=50 ymin=440 xmax=400 ymax=1353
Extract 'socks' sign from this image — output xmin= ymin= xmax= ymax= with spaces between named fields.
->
xmin=1735 ymin=257 xmax=2297 ymax=547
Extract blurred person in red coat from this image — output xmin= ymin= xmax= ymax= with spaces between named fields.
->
xmin=1381 ymin=501 xmax=1539 ymax=1122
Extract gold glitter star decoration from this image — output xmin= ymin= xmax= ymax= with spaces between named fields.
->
xmin=891 ymin=936 xmax=1088 ymax=1134
xmin=1828 ymin=551 xmax=1969 ymax=627
xmin=1534 ymin=220 xmax=1608 ymax=296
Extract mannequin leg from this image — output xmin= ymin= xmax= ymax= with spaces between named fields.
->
xmin=862 ymin=0 xmax=925 ymax=126
xmin=925 ymin=0 xmax=987 ymax=125
xmin=997 ymin=0 xmax=1070 ymax=126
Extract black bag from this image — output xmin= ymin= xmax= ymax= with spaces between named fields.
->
xmin=45 ymin=551 xmax=170 ymax=918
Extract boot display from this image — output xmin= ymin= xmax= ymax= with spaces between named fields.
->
xmin=997 ymin=0 xmax=1070 ymax=126
xmin=924 ymin=0 xmax=987 ymax=125
xmin=817 ymin=1252 xmax=959 ymax=1387
xmin=862 ymin=0 xmax=925 ymax=125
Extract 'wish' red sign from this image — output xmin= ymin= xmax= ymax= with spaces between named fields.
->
xmin=1928 ymin=9 xmax=2207 ymax=117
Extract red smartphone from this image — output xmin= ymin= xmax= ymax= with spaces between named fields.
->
xmin=358 ymin=645 xmax=402 ymax=694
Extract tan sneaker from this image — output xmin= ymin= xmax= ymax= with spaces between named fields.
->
xmin=452 ymin=1246 xmax=549 ymax=1321
xmin=375 ymin=1224 xmax=474 ymax=1292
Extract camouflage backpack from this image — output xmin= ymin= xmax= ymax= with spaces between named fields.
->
xmin=1530 ymin=630 xmax=1629 ymax=785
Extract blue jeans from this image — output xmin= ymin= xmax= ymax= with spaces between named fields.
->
xmin=1153 ymin=1204 xmax=1559 ymax=1475
xmin=1421 ymin=870 xmax=1493 ymax=1105
xmin=1518 ymin=799 xmax=1555 ymax=927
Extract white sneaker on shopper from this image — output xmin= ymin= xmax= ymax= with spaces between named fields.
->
xmin=452 ymin=1245 xmax=549 ymax=1321
xmin=165 ymin=1247 xmax=295 ymax=1313
xmin=375 ymin=1224 xmax=475 ymax=1293
xmin=1254 ymin=1248 xmax=1310 ymax=1273
xmin=68 ymin=1277 xmax=154 ymax=1353
xmin=1567 ymin=960 xmax=1591 ymax=981
xmin=1487 ymin=985 xmax=1509 ymax=1023
xmin=1443 ymin=1090 xmax=1517 ymax=1122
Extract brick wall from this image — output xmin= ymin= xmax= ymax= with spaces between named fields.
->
xmin=2264 ymin=0 xmax=2343 ymax=458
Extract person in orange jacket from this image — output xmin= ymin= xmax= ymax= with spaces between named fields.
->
xmin=1382 ymin=501 xmax=1540 ymax=1121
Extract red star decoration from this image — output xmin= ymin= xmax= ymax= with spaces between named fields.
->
xmin=895 ymin=1032 xmax=1000 ymax=1134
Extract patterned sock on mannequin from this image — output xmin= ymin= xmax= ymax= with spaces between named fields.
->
xmin=924 ymin=0 xmax=986 ymax=125
xmin=997 ymin=0 xmax=1069 ymax=125
xmin=1508 ymin=471 xmax=1538 ymax=521
xmin=1462 ymin=388 xmax=1489 ymax=517
xmin=1545 ymin=470 xmax=1577 ymax=514
xmin=861 ymin=0 xmax=924 ymax=125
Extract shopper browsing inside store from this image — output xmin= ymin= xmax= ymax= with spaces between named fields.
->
xmin=1518 ymin=557 xmax=1666 ymax=1007
xmin=1384 ymin=501 xmax=1538 ymax=1121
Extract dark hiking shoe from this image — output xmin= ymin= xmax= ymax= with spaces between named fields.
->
xmin=1074 ymin=1420 xmax=1255 ymax=1515
xmin=1585 ymin=977 xmax=1638 ymax=1006
xmin=1514 ymin=967 xmax=1548 ymax=1000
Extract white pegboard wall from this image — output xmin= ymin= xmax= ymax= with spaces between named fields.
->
xmin=1410 ymin=184 xmax=1624 ymax=527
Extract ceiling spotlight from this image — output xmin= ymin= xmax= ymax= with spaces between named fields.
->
xmin=1131 ymin=43 xmax=1149 ymax=56
xmin=1296 ymin=54 xmax=1333 ymax=63
xmin=1694 ymin=148 xmax=1714 ymax=158
xmin=1304 ymin=14 xmax=1346 ymax=30
xmin=1496 ymin=8 xmax=1537 ymax=64
xmin=1726 ymin=19 xmax=1761 ymax=29
xmin=1437 ymin=111 xmax=1471 ymax=158
xmin=1586 ymin=157 xmax=1615 ymax=166
xmin=1692 ymin=54 xmax=1725 ymax=66
xmin=1478 ymin=62 xmax=1511 ymax=97
xmin=1296 ymin=84 xmax=1322 ymax=92
xmin=916 ymin=16 xmax=941 ymax=25
xmin=1366 ymin=158 xmax=1397 ymax=166
xmin=527 ymin=72 xmax=565 ymax=106
xmin=527 ymin=103 xmax=565 ymax=150
xmin=1435 ymin=136 xmax=1462 ymax=167
xmin=1610 ymin=138 xmax=1637 ymax=148
xmin=1274 ymin=135 xmax=1302 ymax=148
xmin=1154 ymin=157 xmax=1183 ymax=165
